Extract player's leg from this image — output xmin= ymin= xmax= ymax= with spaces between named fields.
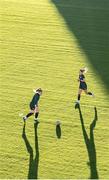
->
xmin=84 ymin=89 xmax=94 ymax=96
xmin=34 ymin=106 xmax=39 ymax=122
xmin=23 ymin=109 xmax=34 ymax=121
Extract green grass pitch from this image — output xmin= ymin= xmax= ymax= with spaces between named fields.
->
xmin=0 ymin=0 xmax=109 ymax=178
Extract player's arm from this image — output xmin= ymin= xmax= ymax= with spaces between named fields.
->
xmin=80 ymin=78 xmax=85 ymax=82
xmin=78 ymin=78 xmax=85 ymax=82
xmin=78 ymin=75 xmax=85 ymax=82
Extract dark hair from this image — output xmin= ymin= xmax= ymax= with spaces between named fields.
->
xmin=80 ymin=69 xmax=85 ymax=73
xmin=36 ymin=88 xmax=42 ymax=93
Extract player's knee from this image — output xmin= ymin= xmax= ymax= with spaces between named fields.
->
xmin=35 ymin=106 xmax=39 ymax=113
xmin=31 ymin=110 xmax=34 ymax=113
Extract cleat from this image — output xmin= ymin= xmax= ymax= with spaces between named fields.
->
xmin=91 ymin=93 xmax=95 ymax=97
xmin=23 ymin=116 xmax=27 ymax=122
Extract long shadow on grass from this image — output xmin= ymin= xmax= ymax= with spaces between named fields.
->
xmin=56 ymin=123 xmax=61 ymax=139
xmin=51 ymin=0 xmax=109 ymax=93
xmin=22 ymin=123 xmax=39 ymax=179
xmin=78 ymin=106 xmax=99 ymax=179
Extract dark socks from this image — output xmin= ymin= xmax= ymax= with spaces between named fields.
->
xmin=35 ymin=112 xmax=39 ymax=119
xmin=78 ymin=94 xmax=80 ymax=101
xmin=26 ymin=112 xmax=34 ymax=118
xmin=25 ymin=112 xmax=39 ymax=120
xmin=87 ymin=92 xmax=92 ymax=95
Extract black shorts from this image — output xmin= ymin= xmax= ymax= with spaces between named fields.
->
xmin=79 ymin=83 xmax=87 ymax=90
xmin=30 ymin=103 xmax=38 ymax=110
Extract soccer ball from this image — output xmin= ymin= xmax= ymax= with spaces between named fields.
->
xmin=56 ymin=120 xmax=61 ymax=125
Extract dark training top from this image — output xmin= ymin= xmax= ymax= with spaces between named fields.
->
xmin=79 ymin=74 xmax=87 ymax=90
xmin=30 ymin=93 xmax=40 ymax=109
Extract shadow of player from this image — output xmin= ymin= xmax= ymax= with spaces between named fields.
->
xmin=22 ymin=123 xmax=39 ymax=179
xmin=78 ymin=106 xmax=99 ymax=179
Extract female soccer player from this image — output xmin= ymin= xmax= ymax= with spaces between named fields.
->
xmin=23 ymin=88 xmax=42 ymax=122
xmin=76 ymin=68 xmax=94 ymax=104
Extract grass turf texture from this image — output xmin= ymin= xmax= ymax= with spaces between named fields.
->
xmin=0 ymin=0 xmax=109 ymax=178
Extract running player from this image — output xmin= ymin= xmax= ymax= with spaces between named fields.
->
xmin=76 ymin=68 xmax=94 ymax=104
xmin=23 ymin=88 xmax=42 ymax=123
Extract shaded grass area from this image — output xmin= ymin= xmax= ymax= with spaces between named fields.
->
xmin=51 ymin=0 xmax=109 ymax=93
xmin=0 ymin=0 xmax=109 ymax=179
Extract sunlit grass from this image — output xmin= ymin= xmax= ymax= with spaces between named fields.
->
xmin=0 ymin=0 xmax=109 ymax=178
